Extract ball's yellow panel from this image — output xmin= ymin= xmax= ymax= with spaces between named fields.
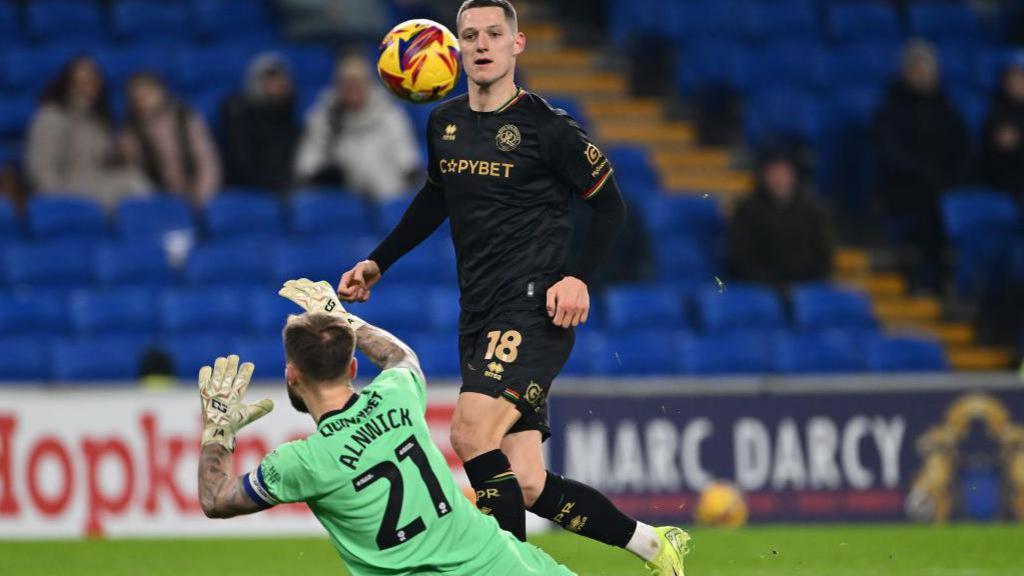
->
xmin=377 ymin=19 xmax=461 ymax=103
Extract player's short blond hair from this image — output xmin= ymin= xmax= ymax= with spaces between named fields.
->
xmin=282 ymin=313 xmax=355 ymax=383
xmin=456 ymin=0 xmax=518 ymax=33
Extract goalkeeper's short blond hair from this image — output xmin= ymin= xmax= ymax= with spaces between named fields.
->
xmin=282 ymin=313 xmax=356 ymax=383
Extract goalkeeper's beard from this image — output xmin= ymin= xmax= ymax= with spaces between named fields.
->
xmin=287 ymin=385 xmax=309 ymax=414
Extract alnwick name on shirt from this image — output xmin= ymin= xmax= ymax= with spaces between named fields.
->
xmin=320 ymin=391 xmax=415 ymax=470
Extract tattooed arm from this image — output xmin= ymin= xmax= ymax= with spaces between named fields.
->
xmin=356 ymin=323 xmax=425 ymax=382
xmin=198 ymin=444 xmax=264 ymax=519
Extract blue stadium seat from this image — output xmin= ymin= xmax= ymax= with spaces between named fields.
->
xmin=675 ymin=39 xmax=746 ymax=95
xmin=52 ymin=337 xmax=150 ymax=381
xmin=204 ymin=193 xmax=285 ymax=238
xmin=95 ymin=44 xmax=179 ymax=91
xmin=655 ymin=238 xmax=716 ymax=289
xmin=792 ymin=284 xmax=878 ymax=332
xmin=604 ymin=286 xmax=686 ymax=330
xmin=757 ymin=42 xmax=832 ymax=92
xmin=117 ymin=196 xmax=195 ymax=239
xmin=826 ymin=2 xmax=902 ymax=44
xmin=941 ymin=189 xmax=1019 ymax=243
xmin=975 ymin=47 xmax=1024 ymax=93
xmin=404 ymin=333 xmax=460 ymax=378
xmin=670 ymin=1 xmax=746 ymax=42
xmin=696 ymin=284 xmax=784 ymax=334
xmin=829 ymin=42 xmax=902 ymax=88
xmin=4 ymin=242 xmax=94 ymax=288
xmin=745 ymin=87 xmax=822 ymax=145
xmin=111 ymin=0 xmax=189 ymax=42
xmin=680 ymin=333 xmax=772 ymax=375
xmin=347 ymin=287 xmax=428 ymax=333
xmin=94 ymin=242 xmax=176 ymax=286
xmin=270 ymin=235 xmax=363 ymax=286
xmin=161 ymin=334 xmax=231 ymax=379
xmin=279 ymin=44 xmax=334 ymax=88
xmin=0 ymin=338 xmax=50 ymax=381
xmin=0 ymin=93 xmax=33 ymax=137
xmin=0 ymin=46 xmax=78 ymax=92
xmin=0 ymin=198 xmax=18 ymax=242
xmin=605 ymin=146 xmax=658 ymax=196
xmin=0 ymin=2 xmax=19 ymax=41
xmin=545 ymin=97 xmax=589 ymax=130
xmin=290 ymin=190 xmax=373 ymax=236
xmin=193 ymin=0 xmax=275 ymax=42
xmin=377 ymin=242 xmax=454 ymax=286
xmin=172 ymin=45 xmax=251 ymax=92
xmin=26 ymin=1 xmax=104 ymax=42
xmin=69 ymin=288 xmax=157 ymax=336
xmin=642 ymin=195 xmax=724 ymax=239
xmin=592 ymin=329 xmax=683 ymax=375
xmin=865 ymin=336 xmax=948 ymax=372
xmin=744 ymin=0 xmax=818 ymax=41
xmin=426 ymin=288 xmax=460 ymax=332
xmin=773 ymin=331 xmax=865 ymax=374
xmin=908 ymin=3 xmax=983 ymax=43
xmin=0 ymin=292 xmax=69 ymax=335
xmin=159 ymin=288 xmax=246 ymax=336
xmin=26 ymin=196 xmax=107 ymax=240
xmin=230 ymin=336 xmax=285 ymax=379
xmin=562 ymin=331 xmax=606 ymax=376
xmin=378 ymin=197 xmax=412 ymax=231
xmin=249 ymin=289 xmax=302 ymax=334
xmin=185 ymin=240 xmax=276 ymax=287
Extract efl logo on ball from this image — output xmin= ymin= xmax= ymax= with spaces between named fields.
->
xmin=377 ymin=19 xmax=461 ymax=103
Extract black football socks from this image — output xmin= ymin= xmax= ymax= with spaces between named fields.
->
xmin=463 ymin=449 xmax=527 ymax=541
xmin=529 ymin=471 xmax=637 ymax=548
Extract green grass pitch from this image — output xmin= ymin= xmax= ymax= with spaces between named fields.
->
xmin=2 ymin=524 xmax=1021 ymax=575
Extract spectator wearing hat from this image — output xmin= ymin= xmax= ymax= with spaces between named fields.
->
xmin=219 ymin=52 xmax=301 ymax=193
xmin=728 ymin=148 xmax=835 ymax=289
xmin=978 ymin=54 xmax=1024 ymax=201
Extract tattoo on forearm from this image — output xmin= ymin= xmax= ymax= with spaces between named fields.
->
xmin=198 ymin=444 xmax=259 ymax=518
xmin=356 ymin=324 xmax=414 ymax=370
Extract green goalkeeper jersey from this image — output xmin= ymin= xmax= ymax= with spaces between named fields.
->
xmin=243 ymin=367 xmax=574 ymax=576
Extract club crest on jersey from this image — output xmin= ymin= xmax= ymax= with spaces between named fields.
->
xmin=584 ymin=142 xmax=604 ymax=166
xmin=443 ymin=124 xmax=457 ymax=141
xmin=496 ymin=124 xmax=521 ymax=152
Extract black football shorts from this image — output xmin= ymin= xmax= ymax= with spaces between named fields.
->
xmin=459 ymin=305 xmax=574 ymax=441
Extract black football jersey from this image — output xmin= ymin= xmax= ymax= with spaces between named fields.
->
xmin=426 ymin=88 xmax=614 ymax=314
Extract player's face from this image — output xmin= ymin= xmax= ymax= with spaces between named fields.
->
xmin=457 ymin=7 xmax=524 ymax=87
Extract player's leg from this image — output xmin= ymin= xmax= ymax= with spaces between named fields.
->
xmin=450 ymin=390 xmax=527 ymax=540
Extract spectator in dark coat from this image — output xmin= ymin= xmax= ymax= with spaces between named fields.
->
xmin=977 ymin=56 xmax=1024 ymax=200
xmin=872 ymin=39 xmax=970 ymax=292
xmin=219 ymin=52 xmax=300 ymax=193
xmin=728 ymin=149 xmax=834 ymax=289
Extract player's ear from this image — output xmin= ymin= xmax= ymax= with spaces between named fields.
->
xmin=348 ymin=357 xmax=358 ymax=381
xmin=285 ymin=363 xmax=300 ymax=388
xmin=513 ymin=30 xmax=525 ymax=56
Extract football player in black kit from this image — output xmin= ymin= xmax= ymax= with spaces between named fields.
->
xmin=339 ymin=1 xmax=689 ymax=573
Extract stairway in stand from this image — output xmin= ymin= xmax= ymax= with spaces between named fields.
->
xmin=514 ymin=6 xmax=1013 ymax=371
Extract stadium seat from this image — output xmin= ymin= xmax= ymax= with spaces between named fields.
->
xmin=941 ymin=189 xmax=1019 ymax=243
xmin=230 ymin=336 xmax=285 ymax=379
xmin=249 ymin=289 xmax=302 ymax=334
xmin=4 ymin=241 xmax=94 ymax=288
xmin=378 ymin=197 xmax=413 ymax=231
xmin=426 ymin=288 xmax=461 ymax=332
xmin=0 ymin=93 xmax=33 ymax=137
xmin=25 ymin=1 xmax=104 ymax=42
xmin=52 ymin=337 xmax=150 ymax=381
xmin=605 ymin=146 xmax=659 ymax=195
xmin=792 ymin=284 xmax=878 ymax=333
xmin=0 ymin=46 xmax=78 ymax=92
xmin=829 ymin=42 xmax=902 ymax=88
xmin=696 ymin=284 xmax=784 ymax=334
xmin=604 ymin=286 xmax=686 ymax=330
xmin=0 ymin=1 xmax=18 ymax=40
xmin=193 ymin=0 xmax=275 ymax=42
xmin=69 ymin=288 xmax=157 ymax=336
xmin=562 ymin=331 xmax=607 ymax=376
xmin=403 ymin=333 xmax=460 ymax=378
xmin=95 ymin=44 xmax=178 ymax=90
xmin=270 ymin=235 xmax=363 ymax=286
xmin=26 ymin=197 xmax=107 ymax=240
xmin=592 ymin=329 xmax=683 ymax=375
xmin=347 ymin=287 xmax=428 ymax=333
xmin=773 ymin=331 xmax=865 ymax=374
xmin=908 ymin=3 xmax=983 ymax=43
xmin=680 ymin=333 xmax=773 ymax=375
xmin=826 ymin=2 xmax=902 ymax=44
xmin=117 ymin=196 xmax=195 ymax=239
xmin=0 ymin=292 xmax=69 ymax=335
xmin=94 ymin=242 xmax=176 ymax=286
xmin=185 ymin=240 xmax=277 ymax=287
xmin=280 ymin=44 xmax=335 ymax=88
xmin=376 ymin=243 xmax=454 ymax=286
xmin=743 ymin=0 xmax=818 ymax=41
xmin=159 ymin=288 xmax=246 ymax=336
xmin=0 ymin=198 xmax=18 ymax=242
xmin=865 ymin=336 xmax=948 ymax=372
xmin=0 ymin=338 xmax=50 ymax=381
xmin=755 ymin=42 xmax=832 ymax=92
xmin=172 ymin=45 xmax=251 ymax=92
xmin=290 ymin=190 xmax=374 ymax=237
xmin=111 ymin=0 xmax=189 ymax=42
xmin=642 ymin=195 xmax=724 ymax=240
xmin=670 ymin=1 xmax=746 ymax=42
xmin=745 ymin=87 xmax=822 ymax=145
xmin=161 ymin=334 xmax=231 ymax=379
xmin=204 ymin=194 xmax=285 ymax=238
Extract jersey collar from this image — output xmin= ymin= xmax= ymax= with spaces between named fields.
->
xmin=316 ymin=393 xmax=361 ymax=425
xmin=472 ymin=86 xmax=525 ymax=115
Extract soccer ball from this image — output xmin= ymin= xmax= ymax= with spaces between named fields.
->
xmin=695 ymin=482 xmax=748 ymax=527
xmin=377 ymin=19 xmax=461 ymax=103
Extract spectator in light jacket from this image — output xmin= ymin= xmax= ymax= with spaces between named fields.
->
xmin=294 ymin=53 xmax=420 ymax=201
xmin=122 ymin=72 xmax=222 ymax=207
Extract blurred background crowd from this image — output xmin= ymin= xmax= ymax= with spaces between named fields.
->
xmin=0 ymin=0 xmax=1022 ymax=382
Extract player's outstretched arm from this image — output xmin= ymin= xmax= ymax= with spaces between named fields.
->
xmin=197 ymin=355 xmax=274 ymax=519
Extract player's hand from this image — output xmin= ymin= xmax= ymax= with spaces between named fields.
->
xmin=279 ymin=278 xmax=366 ymax=329
xmin=198 ymin=355 xmax=274 ymax=452
xmin=546 ymin=276 xmax=589 ymax=328
xmin=338 ymin=260 xmax=381 ymax=303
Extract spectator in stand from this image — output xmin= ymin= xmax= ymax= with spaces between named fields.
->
xmin=121 ymin=72 xmax=222 ymax=207
xmin=872 ymin=39 xmax=970 ymax=292
xmin=977 ymin=55 xmax=1024 ymax=201
xmin=294 ymin=53 xmax=420 ymax=200
xmin=220 ymin=52 xmax=300 ymax=193
xmin=728 ymin=148 xmax=834 ymax=289
xmin=25 ymin=56 xmax=149 ymax=208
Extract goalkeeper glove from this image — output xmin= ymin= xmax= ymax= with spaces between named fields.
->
xmin=198 ymin=355 xmax=274 ymax=452
xmin=278 ymin=278 xmax=366 ymax=330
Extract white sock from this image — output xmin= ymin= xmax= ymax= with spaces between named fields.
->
xmin=625 ymin=522 xmax=661 ymax=562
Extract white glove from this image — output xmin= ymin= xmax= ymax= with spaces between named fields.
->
xmin=198 ymin=355 xmax=274 ymax=452
xmin=278 ymin=278 xmax=366 ymax=329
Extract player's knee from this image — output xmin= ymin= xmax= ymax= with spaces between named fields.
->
xmin=517 ymin=468 xmax=546 ymax=508
xmin=450 ymin=420 xmax=499 ymax=461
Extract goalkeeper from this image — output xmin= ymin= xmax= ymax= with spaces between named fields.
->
xmin=196 ymin=278 xmax=575 ymax=576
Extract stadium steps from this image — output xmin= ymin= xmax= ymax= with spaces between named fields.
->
xmin=583 ymin=99 xmax=664 ymax=122
xmin=525 ymin=72 xmax=628 ymax=96
xmin=518 ymin=48 xmax=592 ymax=69
xmin=947 ymin=347 xmax=1016 ymax=371
xmin=651 ymin=148 xmax=733 ymax=171
xmin=596 ymin=120 xmax=696 ymax=146
xmin=661 ymin=169 xmax=752 ymax=196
